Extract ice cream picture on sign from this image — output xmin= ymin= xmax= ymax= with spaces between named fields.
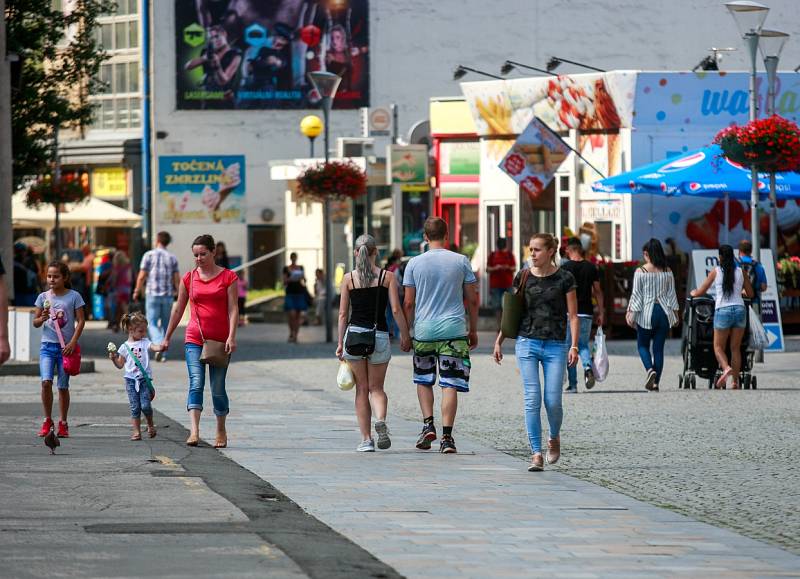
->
xmin=499 ymin=117 xmax=571 ymax=200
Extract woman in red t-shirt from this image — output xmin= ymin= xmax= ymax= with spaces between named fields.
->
xmin=163 ymin=234 xmax=239 ymax=448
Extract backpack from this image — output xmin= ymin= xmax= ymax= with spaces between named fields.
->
xmin=739 ymin=259 xmax=760 ymax=299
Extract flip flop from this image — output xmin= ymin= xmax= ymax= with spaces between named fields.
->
xmin=130 ymin=433 xmax=142 ymax=441
xmin=716 ymin=366 xmax=732 ymax=388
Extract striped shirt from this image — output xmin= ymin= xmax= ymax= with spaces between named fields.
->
xmin=139 ymin=247 xmax=179 ymax=297
xmin=627 ymin=268 xmax=680 ymax=329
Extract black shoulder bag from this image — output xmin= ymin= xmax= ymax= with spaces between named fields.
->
xmin=344 ymin=269 xmax=385 ymax=358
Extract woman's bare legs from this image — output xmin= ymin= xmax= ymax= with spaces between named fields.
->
xmin=187 ymin=409 xmax=201 ymax=444
xmin=729 ymin=327 xmax=745 ymax=388
xmin=368 ymin=362 xmax=389 ymax=422
xmin=713 ymin=328 xmax=732 ymax=387
xmin=350 ymin=360 xmax=372 ymax=440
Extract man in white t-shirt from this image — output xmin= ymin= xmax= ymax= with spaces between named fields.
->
xmin=403 ymin=217 xmax=479 ymax=454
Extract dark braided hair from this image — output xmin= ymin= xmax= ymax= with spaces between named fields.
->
xmin=719 ymin=244 xmax=736 ymax=298
xmin=642 ymin=238 xmax=667 ymax=270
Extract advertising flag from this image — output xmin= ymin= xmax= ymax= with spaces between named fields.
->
xmin=499 ymin=117 xmax=570 ymax=199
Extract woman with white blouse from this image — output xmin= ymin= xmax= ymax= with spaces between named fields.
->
xmin=626 ymin=239 xmax=680 ymax=391
xmin=690 ymin=244 xmax=753 ymax=389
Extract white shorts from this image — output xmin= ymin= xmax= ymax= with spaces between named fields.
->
xmin=342 ymin=326 xmax=392 ymax=365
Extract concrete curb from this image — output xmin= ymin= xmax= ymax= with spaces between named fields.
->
xmin=0 ymin=360 xmax=95 ymax=376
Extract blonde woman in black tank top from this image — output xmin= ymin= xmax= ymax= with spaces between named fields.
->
xmin=336 ymin=235 xmax=411 ymax=452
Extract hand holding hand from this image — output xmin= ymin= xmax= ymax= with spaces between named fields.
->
xmin=400 ymin=335 xmax=412 ymax=352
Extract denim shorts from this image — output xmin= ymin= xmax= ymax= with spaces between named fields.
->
xmin=342 ymin=326 xmax=391 ymax=365
xmin=39 ymin=341 xmax=70 ymax=389
xmin=714 ymin=305 xmax=746 ymax=330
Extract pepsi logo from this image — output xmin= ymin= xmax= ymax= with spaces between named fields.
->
xmin=689 ymin=182 xmax=701 ymax=191
xmin=725 ymin=157 xmax=748 ymax=171
xmin=659 ymin=151 xmax=705 ymax=173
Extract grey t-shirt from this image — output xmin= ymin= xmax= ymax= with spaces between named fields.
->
xmin=35 ymin=289 xmax=85 ymax=344
xmin=403 ymin=249 xmax=477 ymax=341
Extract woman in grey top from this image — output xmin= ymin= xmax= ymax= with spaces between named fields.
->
xmin=626 ymin=239 xmax=680 ymax=391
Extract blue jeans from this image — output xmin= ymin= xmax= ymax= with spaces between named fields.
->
xmin=565 ymin=317 xmax=593 ymax=388
xmin=39 ymin=342 xmax=69 ymax=389
xmin=636 ymin=304 xmax=670 ymax=384
xmin=515 ymin=337 xmax=568 ymax=454
xmin=124 ymin=377 xmax=153 ymax=419
xmin=185 ymin=343 xmax=230 ymax=416
xmin=146 ymin=295 xmax=173 ymax=345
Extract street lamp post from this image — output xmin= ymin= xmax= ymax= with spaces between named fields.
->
xmin=726 ymin=0 xmax=769 ymax=262
xmin=307 ymin=72 xmax=341 ymax=343
xmin=300 ymin=114 xmax=323 ymax=158
xmin=760 ymin=29 xmax=790 ymax=256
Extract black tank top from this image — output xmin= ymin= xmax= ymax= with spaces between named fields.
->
xmin=348 ymin=270 xmax=389 ymax=331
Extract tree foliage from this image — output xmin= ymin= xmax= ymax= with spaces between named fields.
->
xmin=7 ymin=0 xmax=116 ymax=183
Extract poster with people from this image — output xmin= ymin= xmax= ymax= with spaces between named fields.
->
xmin=158 ymin=155 xmax=246 ymax=223
xmin=175 ymin=0 xmax=369 ymax=110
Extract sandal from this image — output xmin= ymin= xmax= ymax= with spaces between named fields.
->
xmin=147 ymin=426 xmax=157 ymax=438
xmin=186 ymin=434 xmax=199 ymax=446
xmin=130 ymin=432 xmax=142 ymax=441
xmin=213 ymin=435 xmax=227 ymax=449
xmin=716 ymin=366 xmax=732 ymax=389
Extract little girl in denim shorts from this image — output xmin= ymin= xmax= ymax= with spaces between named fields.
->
xmin=33 ymin=261 xmax=86 ymax=439
xmin=109 ymin=312 xmax=165 ymax=440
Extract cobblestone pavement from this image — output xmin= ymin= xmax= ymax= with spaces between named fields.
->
xmin=4 ymin=322 xmax=799 ymax=575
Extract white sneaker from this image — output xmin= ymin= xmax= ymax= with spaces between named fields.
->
xmin=374 ymin=421 xmax=391 ymax=450
xmin=356 ymin=439 xmax=375 ymax=452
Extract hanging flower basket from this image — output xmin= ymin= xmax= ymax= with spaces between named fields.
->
xmin=296 ymin=160 xmax=367 ymax=201
xmin=778 ymin=256 xmax=800 ymax=289
xmin=25 ymin=174 xmax=89 ymax=208
xmin=714 ymin=115 xmax=800 ymax=172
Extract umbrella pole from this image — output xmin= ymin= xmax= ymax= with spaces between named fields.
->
xmin=724 ymin=193 xmax=729 ymax=245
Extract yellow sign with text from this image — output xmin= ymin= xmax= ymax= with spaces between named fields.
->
xmin=92 ymin=167 xmax=127 ymax=199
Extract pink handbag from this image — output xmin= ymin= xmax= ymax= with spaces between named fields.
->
xmin=49 ymin=291 xmax=81 ymax=376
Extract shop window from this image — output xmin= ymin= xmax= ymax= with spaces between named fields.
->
xmin=460 ymin=205 xmax=479 ymax=259
xmin=128 ymin=62 xmax=139 ymax=92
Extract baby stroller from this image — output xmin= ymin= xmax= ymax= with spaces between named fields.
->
xmin=679 ymin=296 xmax=756 ymax=389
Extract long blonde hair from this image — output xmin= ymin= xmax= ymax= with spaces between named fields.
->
xmin=354 ymin=234 xmax=378 ymax=286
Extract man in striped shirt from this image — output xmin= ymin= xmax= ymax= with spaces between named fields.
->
xmin=134 ymin=232 xmax=180 ymax=360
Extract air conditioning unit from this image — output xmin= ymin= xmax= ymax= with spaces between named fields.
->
xmin=337 ymin=137 xmax=374 ymax=159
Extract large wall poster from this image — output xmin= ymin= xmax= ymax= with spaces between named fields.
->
xmin=158 ymin=156 xmax=246 ymax=223
xmin=176 ymin=0 xmax=369 ymax=110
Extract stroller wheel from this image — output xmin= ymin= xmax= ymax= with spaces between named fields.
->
xmin=742 ymin=375 xmax=751 ymax=390
xmin=678 ymin=375 xmax=684 ymax=389
xmin=690 ymin=375 xmax=697 ymax=389
xmin=751 ymin=375 xmax=757 ymax=389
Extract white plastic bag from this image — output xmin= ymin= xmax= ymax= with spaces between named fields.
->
xmin=748 ymin=306 xmax=770 ymax=350
xmin=337 ymin=361 xmax=355 ymax=391
xmin=592 ymin=327 xmax=609 ymax=382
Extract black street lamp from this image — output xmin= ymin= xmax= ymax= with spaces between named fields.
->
xmin=307 ymin=71 xmax=342 ymax=343
xmin=452 ymin=65 xmax=503 ymax=81
xmin=500 ymin=60 xmax=556 ymax=77
xmin=546 ymin=56 xmax=605 ymax=73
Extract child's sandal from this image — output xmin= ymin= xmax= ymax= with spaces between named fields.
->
xmin=131 ymin=432 xmax=142 ymax=441
xmin=147 ymin=426 xmax=157 ymax=439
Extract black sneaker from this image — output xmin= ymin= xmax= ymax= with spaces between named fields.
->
xmin=439 ymin=435 xmax=457 ymax=454
xmin=584 ymin=368 xmax=596 ymax=390
xmin=415 ymin=423 xmax=437 ymax=450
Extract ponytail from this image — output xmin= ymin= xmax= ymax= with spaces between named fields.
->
xmin=354 ymin=234 xmax=378 ymax=286
xmin=120 ymin=311 xmax=147 ymax=334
